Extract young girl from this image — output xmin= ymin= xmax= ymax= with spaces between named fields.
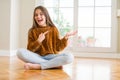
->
xmin=17 ymin=6 xmax=77 ymax=70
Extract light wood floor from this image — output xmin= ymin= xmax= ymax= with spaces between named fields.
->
xmin=0 ymin=56 xmax=120 ymax=80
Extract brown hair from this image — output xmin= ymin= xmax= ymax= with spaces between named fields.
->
xmin=32 ymin=6 xmax=55 ymax=28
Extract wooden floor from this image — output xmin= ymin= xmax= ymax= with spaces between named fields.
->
xmin=0 ymin=56 xmax=120 ymax=80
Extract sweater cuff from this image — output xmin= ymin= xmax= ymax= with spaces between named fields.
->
xmin=32 ymin=40 xmax=41 ymax=52
xmin=62 ymin=37 xmax=68 ymax=43
xmin=34 ymin=40 xmax=41 ymax=45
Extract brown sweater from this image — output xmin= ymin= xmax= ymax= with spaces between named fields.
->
xmin=27 ymin=26 xmax=68 ymax=56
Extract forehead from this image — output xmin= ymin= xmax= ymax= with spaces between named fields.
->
xmin=35 ymin=9 xmax=43 ymax=13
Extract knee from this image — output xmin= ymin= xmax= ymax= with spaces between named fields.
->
xmin=63 ymin=53 xmax=74 ymax=64
xmin=16 ymin=48 xmax=26 ymax=59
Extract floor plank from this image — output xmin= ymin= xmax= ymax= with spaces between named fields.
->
xmin=0 ymin=56 xmax=120 ymax=80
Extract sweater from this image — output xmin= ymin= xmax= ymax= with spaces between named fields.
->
xmin=27 ymin=26 xmax=68 ymax=56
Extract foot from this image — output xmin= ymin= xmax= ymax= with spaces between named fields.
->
xmin=24 ymin=63 xmax=41 ymax=70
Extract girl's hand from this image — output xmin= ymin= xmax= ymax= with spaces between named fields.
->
xmin=65 ymin=30 xmax=78 ymax=39
xmin=37 ymin=31 xmax=49 ymax=43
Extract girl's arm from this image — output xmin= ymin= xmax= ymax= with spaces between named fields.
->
xmin=27 ymin=30 xmax=41 ymax=52
xmin=64 ymin=30 xmax=78 ymax=39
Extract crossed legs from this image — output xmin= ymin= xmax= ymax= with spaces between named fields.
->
xmin=17 ymin=48 xmax=74 ymax=70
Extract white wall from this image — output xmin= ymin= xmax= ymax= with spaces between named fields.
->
xmin=0 ymin=0 xmax=35 ymax=56
xmin=10 ymin=0 xmax=20 ymax=50
xmin=0 ymin=0 xmax=10 ymax=50
xmin=19 ymin=0 xmax=35 ymax=48
xmin=118 ymin=0 xmax=120 ymax=8
xmin=117 ymin=0 xmax=120 ymax=52
xmin=0 ymin=0 xmax=20 ymax=56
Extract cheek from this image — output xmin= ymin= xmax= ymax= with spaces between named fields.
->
xmin=34 ymin=17 xmax=37 ymax=21
xmin=43 ymin=15 xmax=46 ymax=20
xmin=43 ymin=17 xmax=46 ymax=22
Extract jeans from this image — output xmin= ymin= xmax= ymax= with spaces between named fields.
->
xmin=16 ymin=48 xmax=74 ymax=70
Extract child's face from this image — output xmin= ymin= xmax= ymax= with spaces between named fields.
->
xmin=34 ymin=9 xmax=46 ymax=26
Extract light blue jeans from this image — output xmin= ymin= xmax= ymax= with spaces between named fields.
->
xmin=16 ymin=48 xmax=74 ymax=70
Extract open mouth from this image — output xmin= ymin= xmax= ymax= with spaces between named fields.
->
xmin=38 ymin=19 xmax=43 ymax=22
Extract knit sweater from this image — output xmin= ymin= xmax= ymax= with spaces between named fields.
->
xmin=27 ymin=26 xmax=68 ymax=56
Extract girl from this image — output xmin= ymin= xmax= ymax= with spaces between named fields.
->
xmin=17 ymin=6 xmax=77 ymax=70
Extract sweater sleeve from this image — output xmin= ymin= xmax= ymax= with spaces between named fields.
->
xmin=27 ymin=29 xmax=41 ymax=52
xmin=56 ymin=37 xmax=68 ymax=51
xmin=53 ymin=27 xmax=68 ymax=51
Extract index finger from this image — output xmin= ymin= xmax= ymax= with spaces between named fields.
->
xmin=44 ymin=31 xmax=49 ymax=35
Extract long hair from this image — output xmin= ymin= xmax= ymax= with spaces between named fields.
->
xmin=32 ymin=6 xmax=56 ymax=28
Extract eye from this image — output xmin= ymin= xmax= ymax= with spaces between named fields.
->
xmin=35 ymin=13 xmax=38 ymax=17
xmin=40 ymin=12 xmax=44 ymax=16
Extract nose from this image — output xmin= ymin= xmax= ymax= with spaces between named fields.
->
xmin=36 ymin=14 xmax=41 ymax=19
